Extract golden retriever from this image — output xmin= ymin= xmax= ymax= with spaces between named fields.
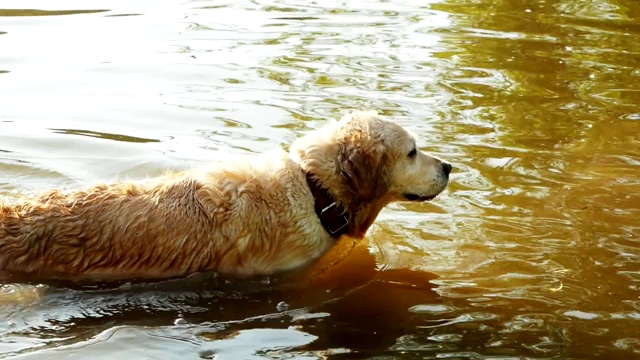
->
xmin=0 ymin=111 xmax=451 ymax=282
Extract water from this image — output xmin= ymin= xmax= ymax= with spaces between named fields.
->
xmin=1 ymin=0 xmax=639 ymax=358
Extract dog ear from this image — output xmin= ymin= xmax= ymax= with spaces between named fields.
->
xmin=337 ymin=143 xmax=385 ymax=203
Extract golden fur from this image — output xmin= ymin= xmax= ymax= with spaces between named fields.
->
xmin=0 ymin=111 xmax=450 ymax=281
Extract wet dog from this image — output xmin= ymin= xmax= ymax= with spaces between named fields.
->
xmin=0 ymin=111 xmax=450 ymax=281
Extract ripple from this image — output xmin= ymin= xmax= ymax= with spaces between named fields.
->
xmin=428 ymin=333 xmax=463 ymax=343
xmin=409 ymin=304 xmax=456 ymax=315
xmin=563 ymin=310 xmax=601 ymax=320
xmin=50 ymin=129 xmax=162 ymax=143
xmin=418 ymin=312 xmax=498 ymax=329
xmin=2 ymin=0 xmax=640 ymax=358
xmin=0 ymin=9 xmax=109 ymax=17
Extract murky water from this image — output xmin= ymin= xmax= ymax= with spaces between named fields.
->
xmin=1 ymin=0 xmax=639 ymax=358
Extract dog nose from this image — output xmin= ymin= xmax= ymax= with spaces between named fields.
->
xmin=442 ymin=162 xmax=452 ymax=176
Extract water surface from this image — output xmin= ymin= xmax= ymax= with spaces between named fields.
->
xmin=1 ymin=0 xmax=639 ymax=358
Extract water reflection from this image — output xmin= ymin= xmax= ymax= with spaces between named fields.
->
xmin=51 ymin=129 xmax=162 ymax=143
xmin=0 ymin=9 xmax=108 ymax=17
xmin=429 ymin=0 xmax=640 ymax=357
xmin=0 ymin=0 xmax=639 ymax=358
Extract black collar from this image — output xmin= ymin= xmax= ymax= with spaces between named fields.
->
xmin=304 ymin=172 xmax=350 ymax=238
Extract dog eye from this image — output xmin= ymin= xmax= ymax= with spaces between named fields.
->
xmin=407 ymin=148 xmax=417 ymax=158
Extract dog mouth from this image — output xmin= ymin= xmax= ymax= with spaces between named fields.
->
xmin=403 ymin=193 xmax=437 ymax=202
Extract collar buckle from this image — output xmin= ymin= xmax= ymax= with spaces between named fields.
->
xmin=320 ymin=202 xmax=350 ymax=236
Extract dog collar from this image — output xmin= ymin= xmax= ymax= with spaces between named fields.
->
xmin=304 ymin=172 xmax=350 ymax=238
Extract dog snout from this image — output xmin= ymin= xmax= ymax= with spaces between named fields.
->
xmin=441 ymin=162 xmax=452 ymax=177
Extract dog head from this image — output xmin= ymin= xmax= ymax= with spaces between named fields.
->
xmin=291 ymin=111 xmax=451 ymax=209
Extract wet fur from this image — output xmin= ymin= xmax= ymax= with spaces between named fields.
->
xmin=0 ymin=111 xmax=449 ymax=281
